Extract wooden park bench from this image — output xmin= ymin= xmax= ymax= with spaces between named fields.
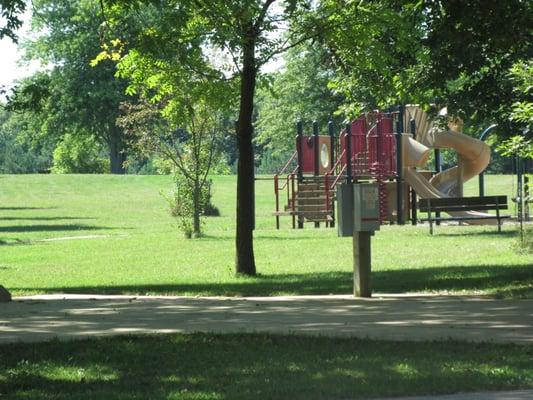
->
xmin=418 ymin=196 xmax=511 ymax=235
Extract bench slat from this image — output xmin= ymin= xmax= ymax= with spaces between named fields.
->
xmin=418 ymin=204 xmax=509 ymax=212
xmin=420 ymin=215 xmax=511 ymax=222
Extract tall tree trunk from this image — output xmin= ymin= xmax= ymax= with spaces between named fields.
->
xmin=109 ymin=127 xmax=126 ymax=174
xmin=235 ymin=32 xmax=257 ymax=276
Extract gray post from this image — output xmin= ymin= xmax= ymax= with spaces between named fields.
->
xmin=353 ymin=231 xmax=372 ymax=297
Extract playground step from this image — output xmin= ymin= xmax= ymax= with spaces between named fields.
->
xmin=286 ymin=201 xmax=333 ymax=212
xmin=296 ymin=197 xmax=331 ymax=205
xmin=298 ymin=184 xmax=326 ymax=191
xmin=294 ymin=204 xmax=330 ymax=212
xmin=296 ymin=190 xmax=329 ymax=198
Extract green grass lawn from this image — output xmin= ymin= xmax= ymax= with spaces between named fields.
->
xmin=1 ymin=333 xmax=532 ymax=400
xmin=1 ymin=174 xmax=533 ymax=399
xmin=0 ymin=174 xmax=531 ymax=298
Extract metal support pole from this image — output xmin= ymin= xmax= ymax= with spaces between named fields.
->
xmin=479 ymin=173 xmax=485 ymax=197
xmin=313 ymin=120 xmax=320 ymax=228
xmin=525 ymin=175 xmax=530 ymax=222
xmin=296 ymin=120 xmax=304 ymax=229
xmin=313 ymin=120 xmax=319 ymax=177
xmin=478 ymin=124 xmax=497 ymax=197
xmin=296 ymin=120 xmax=304 ymax=183
xmin=434 ymin=149 xmax=442 ymax=224
xmin=395 ymin=105 xmax=404 ymax=225
xmin=346 ymin=122 xmax=353 ymax=184
xmin=410 ymin=118 xmax=417 ymax=226
xmin=328 ymin=120 xmax=336 ymax=228
xmin=353 ymin=231 xmax=372 ymax=298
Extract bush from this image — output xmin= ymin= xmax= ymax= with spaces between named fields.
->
xmin=51 ymin=134 xmax=109 ymax=174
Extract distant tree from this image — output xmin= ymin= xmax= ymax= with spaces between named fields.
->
xmin=7 ymin=0 xmax=131 ymax=173
xmin=256 ymin=42 xmax=343 ymax=159
xmin=0 ymin=106 xmax=53 ymax=173
xmin=118 ymin=97 xmax=226 ymax=237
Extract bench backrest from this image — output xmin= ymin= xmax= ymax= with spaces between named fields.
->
xmin=418 ymin=196 xmax=508 ymax=212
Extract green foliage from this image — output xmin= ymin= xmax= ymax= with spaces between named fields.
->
xmin=118 ymin=100 xmax=223 ymax=237
xmin=0 ymin=0 xmax=25 ymax=41
xmin=514 ymin=225 xmax=533 ymax=255
xmin=51 ymin=133 xmax=109 ymax=174
xmin=321 ymin=0 xmax=531 ymax=137
xmin=321 ymin=0 xmax=429 ymax=113
xmin=497 ymin=136 xmax=533 ymax=160
xmin=163 ymin=173 xmax=217 ymax=238
xmin=0 ymin=107 xmax=53 ymax=173
xmin=508 ymin=60 xmax=533 ymax=129
xmin=256 ymin=43 xmax=343 ymax=157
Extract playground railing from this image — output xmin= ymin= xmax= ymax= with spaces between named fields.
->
xmin=324 ymin=150 xmax=347 ymax=217
xmin=274 ymin=154 xmax=299 ymax=228
xmin=324 ymin=151 xmax=358 ymax=216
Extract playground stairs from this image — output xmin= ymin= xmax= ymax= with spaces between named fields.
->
xmin=286 ymin=177 xmax=334 ymax=224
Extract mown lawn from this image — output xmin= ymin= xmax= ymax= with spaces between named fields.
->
xmin=0 ymin=174 xmax=531 ymax=298
xmin=1 ymin=333 xmax=532 ymax=400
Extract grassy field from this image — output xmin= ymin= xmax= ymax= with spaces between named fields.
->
xmin=1 ymin=333 xmax=532 ymax=399
xmin=0 ymin=174 xmax=531 ymax=298
xmin=1 ymin=174 xmax=533 ymax=399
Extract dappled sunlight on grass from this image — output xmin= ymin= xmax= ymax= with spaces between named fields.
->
xmin=4 ymin=334 xmax=532 ymax=399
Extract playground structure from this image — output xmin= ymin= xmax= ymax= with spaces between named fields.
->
xmin=273 ymin=105 xmax=516 ymax=229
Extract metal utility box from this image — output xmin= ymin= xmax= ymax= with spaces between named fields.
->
xmin=337 ymin=183 xmax=380 ymax=236
xmin=337 ymin=184 xmax=354 ymax=237
xmin=353 ymin=183 xmax=380 ymax=232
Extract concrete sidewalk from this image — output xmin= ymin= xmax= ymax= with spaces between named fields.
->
xmin=375 ymin=389 xmax=533 ymax=399
xmin=1 ymin=293 xmax=532 ymax=344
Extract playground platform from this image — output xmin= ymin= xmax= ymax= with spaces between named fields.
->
xmin=2 ymin=293 xmax=532 ymax=344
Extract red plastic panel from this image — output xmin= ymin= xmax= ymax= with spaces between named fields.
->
xmin=296 ymin=135 xmax=333 ymax=174
xmin=296 ymin=135 xmax=316 ymax=174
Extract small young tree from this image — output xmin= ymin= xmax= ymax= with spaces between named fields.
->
xmin=118 ymin=99 xmax=222 ymax=237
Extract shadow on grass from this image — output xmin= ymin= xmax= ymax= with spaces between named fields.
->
xmin=0 ymin=224 xmax=117 ymax=233
xmin=1 ymin=334 xmax=531 ymax=400
xmin=200 ymin=233 xmax=329 ymax=241
xmin=428 ymin=230 xmax=518 ymax=237
xmin=0 ymin=217 xmax=96 ymax=221
xmin=12 ymin=264 xmax=533 ymax=298
xmin=0 ymin=207 xmax=55 ymax=210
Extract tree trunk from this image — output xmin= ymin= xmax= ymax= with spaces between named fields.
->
xmin=109 ymin=129 xmax=126 ymax=174
xmin=193 ymin=181 xmax=201 ymax=237
xmin=235 ymin=31 xmax=257 ymax=276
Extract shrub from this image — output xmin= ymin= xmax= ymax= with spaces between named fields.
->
xmin=51 ymin=134 xmax=108 ymax=173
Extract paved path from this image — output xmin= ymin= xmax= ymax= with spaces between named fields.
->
xmin=1 ymin=293 xmax=533 ymax=344
xmin=376 ymin=389 xmax=533 ymax=400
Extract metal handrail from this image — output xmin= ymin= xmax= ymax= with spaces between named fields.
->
xmin=277 ymin=150 xmax=298 ymax=177
xmin=326 ymin=149 xmax=346 ymax=180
